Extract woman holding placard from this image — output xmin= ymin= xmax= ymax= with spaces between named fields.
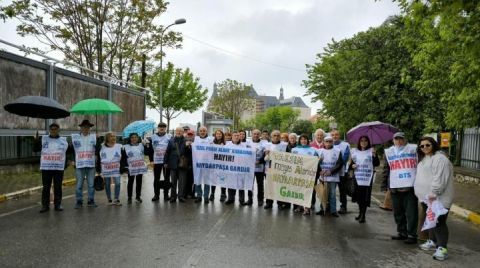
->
xmin=350 ymin=136 xmax=379 ymax=223
xmin=291 ymin=134 xmax=318 ymax=216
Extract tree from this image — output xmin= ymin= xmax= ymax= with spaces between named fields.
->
xmin=208 ymin=79 xmax=255 ymax=130
xmin=303 ymin=16 xmax=425 ymax=141
xmin=396 ymin=0 xmax=480 ymax=129
xmin=142 ymin=62 xmax=208 ymax=130
xmin=2 ymin=0 xmax=182 ymax=82
xmin=291 ymin=120 xmax=314 ymax=136
xmin=249 ymin=106 xmax=300 ymax=132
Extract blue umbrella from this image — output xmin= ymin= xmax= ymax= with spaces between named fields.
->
xmin=122 ymin=120 xmax=156 ymax=138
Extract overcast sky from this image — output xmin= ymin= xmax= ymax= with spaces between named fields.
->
xmin=0 ymin=0 xmax=400 ymax=128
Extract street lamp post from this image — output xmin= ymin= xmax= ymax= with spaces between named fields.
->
xmin=159 ymin=18 xmax=186 ymax=123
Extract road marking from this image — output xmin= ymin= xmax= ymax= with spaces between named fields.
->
xmin=0 ymin=193 xmax=79 ymax=219
xmin=183 ymin=207 xmax=235 ymax=267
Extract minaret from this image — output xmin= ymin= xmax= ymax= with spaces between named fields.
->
xmin=279 ymin=86 xmax=284 ymax=100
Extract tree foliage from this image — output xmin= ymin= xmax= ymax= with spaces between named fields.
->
xmin=397 ymin=0 xmax=480 ymax=129
xmin=303 ymin=16 xmax=425 ymax=141
xmin=246 ymin=106 xmax=300 ymax=132
xmin=142 ymin=62 xmax=207 ymax=130
xmin=291 ymin=119 xmax=314 ymax=136
xmin=208 ymin=79 xmax=255 ymax=130
xmin=2 ymin=0 xmax=182 ymax=82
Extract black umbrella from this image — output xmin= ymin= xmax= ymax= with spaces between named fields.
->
xmin=4 ymin=95 xmax=70 ymax=119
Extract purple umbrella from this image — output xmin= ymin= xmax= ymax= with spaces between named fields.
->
xmin=347 ymin=121 xmax=399 ymax=145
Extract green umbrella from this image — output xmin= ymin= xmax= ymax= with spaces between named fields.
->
xmin=70 ymin=98 xmax=123 ymax=132
xmin=70 ymin=98 xmax=123 ymax=114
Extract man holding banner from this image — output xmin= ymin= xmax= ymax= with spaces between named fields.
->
xmin=193 ymin=126 xmax=213 ymax=204
xmin=249 ymin=129 xmax=266 ymax=206
xmin=264 ymin=130 xmax=288 ymax=209
xmin=192 ymin=132 xmax=255 ymax=206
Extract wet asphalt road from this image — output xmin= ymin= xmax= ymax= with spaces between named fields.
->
xmin=1 ymin=171 xmax=479 ymax=268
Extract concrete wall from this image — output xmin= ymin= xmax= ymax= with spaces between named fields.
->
xmin=0 ymin=57 xmax=46 ymax=130
xmin=0 ymin=51 xmax=145 ymax=135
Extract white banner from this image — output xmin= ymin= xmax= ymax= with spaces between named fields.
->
xmin=192 ymin=144 xmax=256 ymax=190
xmin=265 ymin=151 xmax=318 ymax=207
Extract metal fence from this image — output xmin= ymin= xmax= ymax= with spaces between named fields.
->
xmin=0 ymin=136 xmax=39 ymax=161
xmin=461 ymin=127 xmax=480 ymax=170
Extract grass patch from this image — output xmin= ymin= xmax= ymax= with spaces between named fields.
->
xmin=0 ymin=166 xmax=76 ymax=195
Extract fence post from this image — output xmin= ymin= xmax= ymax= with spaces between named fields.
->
xmin=108 ymin=82 xmax=113 ymax=132
xmin=455 ymin=129 xmax=463 ymax=166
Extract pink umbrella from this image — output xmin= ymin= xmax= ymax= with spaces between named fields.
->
xmin=347 ymin=121 xmax=399 ymax=145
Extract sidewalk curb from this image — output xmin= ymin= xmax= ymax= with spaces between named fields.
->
xmin=0 ymin=178 xmax=76 ymax=203
xmin=450 ymin=204 xmax=480 ymax=225
xmin=371 ymin=196 xmax=480 ymax=226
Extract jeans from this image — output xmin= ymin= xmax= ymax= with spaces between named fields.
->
xmin=41 ymin=170 xmax=64 ymax=208
xmin=195 ymin=184 xmax=210 ymax=199
xmin=327 ymin=182 xmax=338 ymax=213
xmin=75 ymin=167 xmax=95 ymax=203
xmin=105 ymin=176 xmax=121 ymax=200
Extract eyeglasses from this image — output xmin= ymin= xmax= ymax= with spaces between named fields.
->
xmin=420 ymin=144 xmax=432 ymax=149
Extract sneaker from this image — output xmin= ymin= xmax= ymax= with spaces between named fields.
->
xmin=209 ymin=194 xmax=215 ymax=201
xmin=419 ymin=240 xmax=436 ymax=251
xmin=114 ymin=199 xmax=122 ymax=206
xmin=87 ymin=200 xmax=98 ymax=208
xmin=74 ymin=202 xmax=82 ymax=209
xmin=433 ymin=247 xmax=448 ymax=261
xmin=136 ymin=197 xmax=143 ymax=203
xmin=108 ymin=199 xmax=113 ymax=205
xmin=151 ymin=196 xmax=159 ymax=202
xmin=54 ymin=205 xmax=64 ymax=212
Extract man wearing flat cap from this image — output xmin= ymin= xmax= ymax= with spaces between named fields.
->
xmin=72 ymin=119 xmax=99 ymax=208
xmin=146 ymin=122 xmax=172 ymax=201
xmin=382 ymin=132 xmax=419 ymax=245
xmin=34 ymin=123 xmax=69 ymax=213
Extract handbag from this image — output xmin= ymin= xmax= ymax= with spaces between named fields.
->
xmin=94 ymin=175 xmax=105 ymax=191
xmin=345 ymin=173 xmax=356 ymax=197
xmin=175 ymin=142 xmax=188 ymax=169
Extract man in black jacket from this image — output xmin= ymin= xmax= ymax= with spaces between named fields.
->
xmin=164 ymin=127 xmax=188 ymax=203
